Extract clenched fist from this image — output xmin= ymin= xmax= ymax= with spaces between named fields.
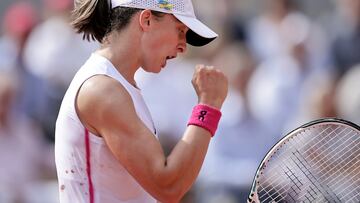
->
xmin=192 ymin=65 xmax=228 ymax=110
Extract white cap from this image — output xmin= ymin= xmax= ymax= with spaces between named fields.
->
xmin=111 ymin=0 xmax=218 ymax=46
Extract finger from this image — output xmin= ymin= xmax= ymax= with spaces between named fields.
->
xmin=195 ymin=64 xmax=205 ymax=71
xmin=205 ymin=65 xmax=215 ymax=70
xmin=193 ymin=64 xmax=205 ymax=84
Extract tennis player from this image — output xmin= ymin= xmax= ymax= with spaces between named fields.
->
xmin=55 ymin=0 xmax=228 ymax=202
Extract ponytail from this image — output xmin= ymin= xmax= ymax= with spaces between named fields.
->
xmin=71 ymin=0 xmax=164 ymax=43
xmin=71 ymin=0 xmax=111 ymax=42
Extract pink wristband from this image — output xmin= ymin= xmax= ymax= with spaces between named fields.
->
xmin=187 ymin=104 xmax=222 ymax=137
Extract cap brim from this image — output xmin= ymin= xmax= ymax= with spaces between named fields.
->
xmin=174 ymin=14 xmax=218 ymax=47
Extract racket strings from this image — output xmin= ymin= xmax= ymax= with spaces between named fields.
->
xmin=258 ymin=153 xmax=323 ymax=202
xmin=256 ymin=123 xmax=360 ymax=202
xmin=256 ymin=125 xmax=358 ymax=200
xmin=317 ymin=149 xmax=360 ymax=189
xmin=258 ymin=143 xmax=324 ymax=200
xmin=286 ymin=127 xmax=356 ymax=201
xmin=294 ymin=127 xmax=360 ymax=200
xmin=290 ymin=151 xmax=343 ymax=202
xmin=258 ymin=125 xmax=336 ymax=201
xmin=303 ymin=127 xmax=357 ymax=170
xmin=337 ymin=160 xmax=360 ymax=201
xmin=299 ymin=128 xmax=359 ymax=181
xmin=289 ymin=127 xmax=360 ymax=202
xmin=260 ymin=149 xmax=339 ymax=203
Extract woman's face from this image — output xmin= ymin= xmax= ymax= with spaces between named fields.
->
xmin=140 ymin=13 xmax=188 ymax=73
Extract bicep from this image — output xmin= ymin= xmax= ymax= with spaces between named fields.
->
xmin=76 ymin=75 xmax=167 ymax=193
xmin=100 ymin=101 xmax=166 ymax=180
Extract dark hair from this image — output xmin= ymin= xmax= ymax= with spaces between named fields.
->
xmin=71 ymin=0 xmax=165 ymax=42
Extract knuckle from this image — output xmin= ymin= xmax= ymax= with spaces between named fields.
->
xmin=196 ymin=64 xmax=205 ymax=70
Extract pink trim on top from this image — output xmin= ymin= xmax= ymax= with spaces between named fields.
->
xmin=85 ymin=129 xmax=94 ymax=203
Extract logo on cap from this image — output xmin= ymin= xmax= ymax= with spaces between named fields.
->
xmin=158 ymin=0 xmax=173 ymax=10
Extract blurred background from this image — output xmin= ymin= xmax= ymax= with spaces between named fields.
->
xmin=0 ymin=0 xmax=359 ymax=202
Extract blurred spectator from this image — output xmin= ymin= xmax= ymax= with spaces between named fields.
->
xmin=246 ymin=0 xmax=331 ymax=136
xmin=0 ymin=1 xmax=47 ymax=136
xmin=0 ymin=2 xmax=36 ymax=69
xmin=336 ymin=64 xmax=360 ymax=125
xmin=0 ymin=71 xmax=56 ymax=203
xmin=329 ymin=0 xmax=360 ymax=77
xmin=247 ymin=54 xmax=305 ymax=135
xmin=24 ymin=0 xmax=97 ymax=87
xmin=22 ymin=0 xmax=98 ymax=141
xmin=247 ymin=0 xmax=330 ymax=70
xmin=247 ymin=0 xmax=299 ymax=61
xmin=194 ymin=0 xmax=248 ymax=43
xmin=284 ymin=71 xmax=338 ymax=131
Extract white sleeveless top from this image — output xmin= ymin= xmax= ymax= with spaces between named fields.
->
xmin=55 ymin=53 xmax=157 ymax=203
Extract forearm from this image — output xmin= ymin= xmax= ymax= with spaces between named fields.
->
xmin=156 ymin=126 xmax=212 ymax=200
xmin=155 ymin=102 xmax=222 ymax=199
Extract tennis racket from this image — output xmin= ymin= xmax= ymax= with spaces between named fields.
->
xmin=247 ymin=118 xmax=360 ymax=203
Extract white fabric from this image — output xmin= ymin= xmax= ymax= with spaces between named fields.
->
xmin=111 ymin=0 xmax=218 ymax=40
xmin=55 ymin=53 xmax=157 ymax=203
xmin=174 ymin=14 xmax=217 ymax=38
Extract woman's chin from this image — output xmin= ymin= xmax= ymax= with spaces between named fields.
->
xmin=143 ymin=66 xmax=162 ymax=74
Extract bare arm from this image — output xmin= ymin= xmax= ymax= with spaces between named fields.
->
xmin=76 ymin=66 xmax=228 ymax=202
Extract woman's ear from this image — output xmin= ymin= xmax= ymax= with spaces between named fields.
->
xmin=139 ymin=9 xmax=152 ymax=31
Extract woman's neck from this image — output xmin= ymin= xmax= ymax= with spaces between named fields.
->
xmin=96 ymin=29 xmax=141 ymax=86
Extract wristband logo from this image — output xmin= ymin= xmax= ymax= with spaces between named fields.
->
xmin=198 ymin=111 xmax=207 ymax=121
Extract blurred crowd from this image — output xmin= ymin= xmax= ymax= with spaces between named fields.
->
xmin=0 ymin=0 xmax=359 ymax=202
